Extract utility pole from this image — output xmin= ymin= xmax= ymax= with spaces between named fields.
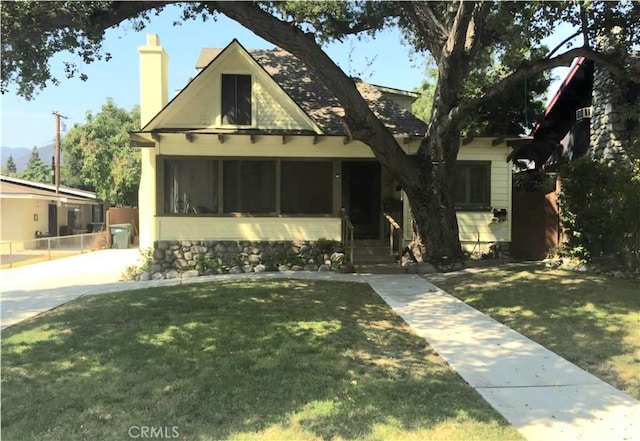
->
xmin=52 ymin=111 xmax=67 ymax=193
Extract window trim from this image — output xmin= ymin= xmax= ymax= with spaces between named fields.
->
xmin=455 ymin=160 xmax=492 ymax=211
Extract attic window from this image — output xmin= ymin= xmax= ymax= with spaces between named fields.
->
xmin=221 ymin=74 xmax=252 ymax=125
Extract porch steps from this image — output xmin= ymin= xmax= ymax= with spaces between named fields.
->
xmin=356 ymin=263 xmax=407 ymax=274
xmin=352 ymin=240 xmax=398 ymax=265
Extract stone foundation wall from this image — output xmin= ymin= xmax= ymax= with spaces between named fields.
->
xmin=144 ymin=239 xmax=346 ymax=280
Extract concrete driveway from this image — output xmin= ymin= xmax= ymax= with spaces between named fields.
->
xmin=1 ymin=248 xmax=141 ymax=329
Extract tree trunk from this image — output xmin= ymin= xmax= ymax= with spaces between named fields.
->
xmin=398 ymin=131 xmax=464 ymax=263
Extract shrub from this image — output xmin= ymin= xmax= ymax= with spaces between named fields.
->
xmin=558 ymin=158 xmax=640 ymax=269
xmin=121 ymin=248 xmax=154 ymax=280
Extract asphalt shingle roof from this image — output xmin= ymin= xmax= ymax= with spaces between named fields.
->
xmin=196 ymin=46 xmax=427 ymax=137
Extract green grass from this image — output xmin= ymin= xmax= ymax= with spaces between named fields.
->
xmin=437 ymin=268 xmax=640 ymax=399
xmin=1 ymin=280 xmax=522 ymax=441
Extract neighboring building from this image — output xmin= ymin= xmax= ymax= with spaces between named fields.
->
xmin=0 ymin=175 xmax=103 ymax=244
xmin=507 ymin=55 xmax=639 ymax=260
xmin=132 ymin=35 xmax=514 ymax=265
xmin=508 ymin=56 xmax=639 ymax=170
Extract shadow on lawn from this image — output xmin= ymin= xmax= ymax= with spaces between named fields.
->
xmin=439 ymin=268 xmax=640 ymax=398
xmin=1 ymin=280 xmax=514 ymax=440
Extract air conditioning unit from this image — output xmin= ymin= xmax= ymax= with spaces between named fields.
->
xmin=576 ymin=106 xmax=593 ymax=120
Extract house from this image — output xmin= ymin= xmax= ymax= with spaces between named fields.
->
xmin=507 ymin=55 xmax=639 ymax=260
xmin=509 ymin=56 xmax=639 ymax=170
xmin=0 ymin=175 xmax=103 ymax=246
xmin=131 ymin=34 xmax=513 ymax=269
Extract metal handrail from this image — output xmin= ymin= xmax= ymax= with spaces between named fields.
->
xmin=383 ymin=212 xmax=403 ymax=258
xmin=340 ymin=208 xmax=354 ymax=264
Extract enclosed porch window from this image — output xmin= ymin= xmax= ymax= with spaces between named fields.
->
xmin=281 ymin=161 xmax=333 ymax=214
xmin=162 ymin=159 xmax=334 ymax=215
xmin=164 ymin=159 xmax=219 ymax=214
xmin=223 ymin=160 xmax=276 ymax=213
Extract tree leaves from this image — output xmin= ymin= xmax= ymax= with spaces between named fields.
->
xmin=0 ymin=1 xmax=167 ymax=99
xmin=3 ymin=155 xmax=18 ymax=176
xmin=21 ymin=147 xmax=51 ymax=183
xmin=61 ymin=98 xmax=140 ymax=206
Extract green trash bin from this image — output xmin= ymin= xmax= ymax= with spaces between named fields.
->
xmin=110 ymin=223 xmax=131 ymax=249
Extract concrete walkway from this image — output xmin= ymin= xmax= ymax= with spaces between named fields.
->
xmin=2 ymin=256 xmax=638 ymax=440
xmin=364 ymin=274 xmax=639 ymax=441
xmin=1 ymin=248 xmax=141 ymax=328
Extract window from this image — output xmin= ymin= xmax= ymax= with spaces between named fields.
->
xmin=223 ymin=161 xmax=276 ymax=213
xmin=221 ymin=74 xmax=252 ymax=125
xmin=92 ymin=204 xmax=104 ymax=222
xmin=455 ymin=161 xmax=491 ymax=209
xmin=281 ymin=161 xmax=333 ymax=214
xmin=161 ymin=159 xmax=334 ymax=215
xmin=67 ymin=205 xmax=82 ymax=229
xmin=164 ymin=159 xmax=218 ymax=214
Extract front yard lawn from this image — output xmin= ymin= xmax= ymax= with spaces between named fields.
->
xmin=437 ymin=268 xmax=640 ymax=399
xmin=1 ymin=279 xmax=522 ymax=441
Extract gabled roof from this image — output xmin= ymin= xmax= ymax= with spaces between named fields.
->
xmin=141 ymin=39 xmax=320 ymax=135
xmin=508 ymin=58 xmax=594 ymax=167
xmin=195 ymin=45 xmax=427 ymax=137
xmin=0 ymin=175 xmax=99 ymax=204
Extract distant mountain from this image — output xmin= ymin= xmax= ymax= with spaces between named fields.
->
xmin=1 ymin=143 xmax=59 ymax=173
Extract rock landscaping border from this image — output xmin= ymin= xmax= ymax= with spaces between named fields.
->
xmin=137 ymin=239 xmax=347 ymax=281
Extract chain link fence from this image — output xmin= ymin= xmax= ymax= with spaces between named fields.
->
xmin=0 ymin=232 xmax=107 ymax=268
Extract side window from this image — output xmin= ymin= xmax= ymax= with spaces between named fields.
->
xmin=455 ymin=161 xmax=491 ymax=209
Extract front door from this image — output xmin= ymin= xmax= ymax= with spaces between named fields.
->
xmin=48 ymin=204 xmax=58 ymax=236
xmin=342 ymin=161 xmax=381 ymax=239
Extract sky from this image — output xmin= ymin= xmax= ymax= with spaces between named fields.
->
xmin=0 ymin=5 xmax=575 ymax=149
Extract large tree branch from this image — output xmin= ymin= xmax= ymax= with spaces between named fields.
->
xmin=547 ymin=29 xmax=582 ymax=58
xmin=36 ymin=1 xmax=176 ymax=33
xmin=579 ymin=3 xmax=591 ymax=49
xmin=210 ymin=1 xmax=411 ymax=173
xmin=445 ymin=2 xmax=459 ymax=29
xmin=466 ymin=2 xmax=492 ymax=59
xmin=455 ymin=46 xmax=640 ymax=120
xmin=399 ymin=2 xmax=448 ymax=60
xmin=445 ymin=1 xmax=475 ymax=57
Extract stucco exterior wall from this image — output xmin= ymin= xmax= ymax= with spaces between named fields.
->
xmin=1 ymin=199 xmax=97 ymax=246
xmin=1 ymin=199 xmax=49 ymax=244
